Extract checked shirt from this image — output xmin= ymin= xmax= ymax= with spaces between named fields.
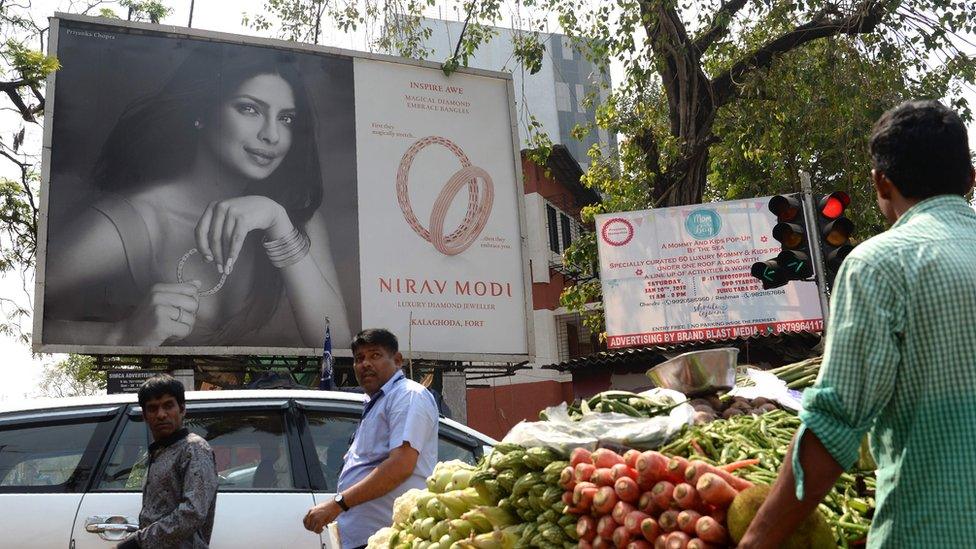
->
xmin=795 ymin=194 xmax=976 ymax=547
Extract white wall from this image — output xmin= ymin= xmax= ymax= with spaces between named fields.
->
xmin=416 ymin=19 xmax=562 ymax=149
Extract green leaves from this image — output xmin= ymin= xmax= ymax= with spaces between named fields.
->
xmin=5 ymin=40 xmax=59 ymax=86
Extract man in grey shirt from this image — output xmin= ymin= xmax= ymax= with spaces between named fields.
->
xmin=117 ymin=375 xmax=218 ymax=549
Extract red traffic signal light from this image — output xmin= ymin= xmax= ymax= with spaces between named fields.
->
xmin=816 ymin=190 xmax=854 ymax=290
xmin=819 ymin=191 xmax=850 ymax=219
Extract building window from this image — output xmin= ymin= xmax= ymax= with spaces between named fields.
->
xmin=560 ymin=213 xmax=573 ymax=250
xmin=561 ymin=37 xmax=574 ymax=61
xmin=546 ymin=201 xmax=582 ymax=261
xmin=556 ymin=313 xmax=604 ymax=361
xmin=555 ymin=82 xmax=572 ymax=112
xmin=547 ymin=204 xmax=560 ymax=254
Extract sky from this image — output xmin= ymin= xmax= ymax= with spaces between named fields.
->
xmin=1 ymin=1 xmax=974 ymax=401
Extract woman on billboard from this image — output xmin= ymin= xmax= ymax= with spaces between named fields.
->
xmin=44 ymin=46 xmax=351 ymax=348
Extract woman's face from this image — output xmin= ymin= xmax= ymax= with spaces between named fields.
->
xmin=205 ymin=73 xmax=296 ymax=181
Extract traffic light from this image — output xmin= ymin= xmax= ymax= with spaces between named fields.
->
xmin=751 ymin=194 xmax=814 ymax=289
xmin=817 ymin=191 xmax=854 ymax=288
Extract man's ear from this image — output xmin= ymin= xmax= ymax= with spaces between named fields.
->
xmin=394 ymin=352 xmax=404 ymax=367
xmin=872 ymin=169 xmax=894 ymax=200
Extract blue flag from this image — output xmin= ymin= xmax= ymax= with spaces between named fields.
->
xmin=319 ymin=322 xmax=335 ymax=390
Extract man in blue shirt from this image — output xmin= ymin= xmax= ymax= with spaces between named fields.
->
xmin=303 ymin=329 xmax=439 ymax=548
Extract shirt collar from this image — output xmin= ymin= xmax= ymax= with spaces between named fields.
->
xmin=366 ymin=370 xmax=406 ymax=401
xmin=891 ymin=194 xmax=970 ymax=230
xmin=149 ymin=427 xmax=189 ymax=454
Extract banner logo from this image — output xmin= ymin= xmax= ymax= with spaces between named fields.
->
xmin=396 ymin=136 xmax=494 ymax=256
xmin=685 ymin=208 xmax=722 ymax=240
xmin=601 ymin=217 xmax=634 ymax=247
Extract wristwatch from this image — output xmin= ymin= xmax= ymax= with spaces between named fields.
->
xmin=333 ymin=492 xmax=350 ymax=512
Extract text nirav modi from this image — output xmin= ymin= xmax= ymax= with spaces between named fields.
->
xmin=378 ymin=277 xmax=514 ymax=297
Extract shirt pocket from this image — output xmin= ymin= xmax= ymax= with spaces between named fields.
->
xmin=350 ymin=413 xmax=390 ymax=460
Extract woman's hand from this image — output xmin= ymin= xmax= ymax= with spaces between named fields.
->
xmin=195 ymin=196 xmax=293 ymax=274
xmin=117 ymin=282 xmax=200 ymax=345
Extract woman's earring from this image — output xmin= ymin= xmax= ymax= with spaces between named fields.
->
xmin=194 ymin=119 xmax=202 ymax=129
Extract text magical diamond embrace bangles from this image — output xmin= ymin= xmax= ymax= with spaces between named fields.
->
xmin=176 ymin=227 xmax=310 ymax=296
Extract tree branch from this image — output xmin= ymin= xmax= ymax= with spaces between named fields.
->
xmin=692 ymin=0 xmax=749 ymax=55
xmin=711 ymin=0 xmax=886 ymax=107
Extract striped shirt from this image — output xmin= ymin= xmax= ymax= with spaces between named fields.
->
xmin=794 ymin=195 xmax=976 ymax=547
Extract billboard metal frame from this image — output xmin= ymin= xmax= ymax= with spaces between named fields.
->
xmin=33 ymin=13 xmax=535 ymax=362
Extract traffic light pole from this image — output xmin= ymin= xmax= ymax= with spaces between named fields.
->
xmin=799 ymin=172 xmax=831 ymax=330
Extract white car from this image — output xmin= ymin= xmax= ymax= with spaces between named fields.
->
xmin=0 ymin=389 xmax=494 ymax=548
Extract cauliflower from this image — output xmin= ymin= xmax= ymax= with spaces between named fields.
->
xmin=392 ymin=488 xmax=426 ymax=526
xmin=366 ymin=527 xmax=392 ymax=549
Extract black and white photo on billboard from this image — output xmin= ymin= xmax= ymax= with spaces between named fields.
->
xmin=41 ymin=21 xmax=360 ymax=350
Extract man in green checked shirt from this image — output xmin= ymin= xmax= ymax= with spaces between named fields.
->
xmin=739 ymin=100 xmax=976 ymax=548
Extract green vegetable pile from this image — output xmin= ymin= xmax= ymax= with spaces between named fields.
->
xmin=373 ymin=445 xmax=575 ymax=549
xmin=660 ymin=410 xmax=874 ymax=547
xmin=540 ymin=390 xmax=681 ymax=421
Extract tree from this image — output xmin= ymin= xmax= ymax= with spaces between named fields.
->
xmin=37 ymin=354 xmax=106 ymax=397
xmin=247 ymin=1 xmax=973 ymax=335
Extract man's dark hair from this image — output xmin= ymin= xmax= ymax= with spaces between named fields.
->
xmin=351 ymin=328 xmax=399 ymax=356
xmin=138 ymin=374 xmax=186 ymax=409
xmin=869 ymin=100 xmax=973 ymax=199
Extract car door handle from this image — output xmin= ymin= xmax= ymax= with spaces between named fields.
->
xmin=85 ymin=516 xmax=139 ymax=541
xmin=86 ymin=523 xmax=138 ymax=533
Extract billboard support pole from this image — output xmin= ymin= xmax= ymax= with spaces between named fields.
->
xmin=799 ymin=171 xmax=830 ymax=332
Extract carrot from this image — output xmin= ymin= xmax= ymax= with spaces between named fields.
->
xmin=577 ymin=515 xmax=598 ymax=542
xmin=616 ymin=476 xmax=641 ymax=503
xmin=624 ymin=449 xmax=642 ymax=470
xmin=593 ymin=448 xmax=626 ymax=469
xmin=593 ymin=537 xmax=611 ymax=549
xmin=665 ymin=531 xmax=690 ymax=549
xmin=636 ymin=451 xmax=669 ymax=477
xmin=593 ymin=486 xmax=619 ymax=515
xmin=613 ymin=463 xmax=639 ymax=481
xmin=576 ymin=462 xmax=598 ymax=483
xmin=719 ymin=458 xmax=760 ymax=473
xmin=579 ymin=541 xmax=594 ymax=549
xmin=637 ymin=490 xmax=656 ymax=514
xmin=676 ymin=510 xmax=702 ymax=535
xmin=696 ymin=473 xmax=739 ymax=507
xmin=658 ymin=510 xmax=680 ymax=533
xmin=654 ymin=534 xmax=668 ymax=549
xmin=640 ymin=516 xmax=660 ymax=542
xmin=571 ymin=447 xmax=593 ymax=467
xmin=686 ymin=539 xmax=719 ymax=549
xmin=673 ymin=483 xmax=700 ymax=510
xmin=652 ymin=481 xmax=676 ymax=510
xmin=624 ymin=510 xmax=650 ymax=535
xmin=694 ymin=516 xmax=728 ymax=544
xmin=666 ymin=456 xmax=690 ymax=484
xmin=574 ymin=481 xmax=597 ymax=506
xmin=708 ymin=507 xmax=726 ymax=525
xmin=613 ymin=525 xmax=634 ymax=548
xmin=596 ymin=515 xmax=618 ymax=539
xmin=560 ymin=466 xmax=577 ymax=490
xmin=686 ymin=459 xmax=753 ymax=491
xmin=562 ymin=490 xmax=574 ymax=506
xmin=612 ymin=501 xmax=636 ymax=525
xmin=627 ymin=541 xmax=653 ymax=549
xmin=592 ymin=468 xmax=617 ymax=487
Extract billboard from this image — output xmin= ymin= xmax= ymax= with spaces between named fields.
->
xmin=34 ymin=15 xmax=531 ymax=360
xmin=596 ymin=198 xmax=824 ymax=349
